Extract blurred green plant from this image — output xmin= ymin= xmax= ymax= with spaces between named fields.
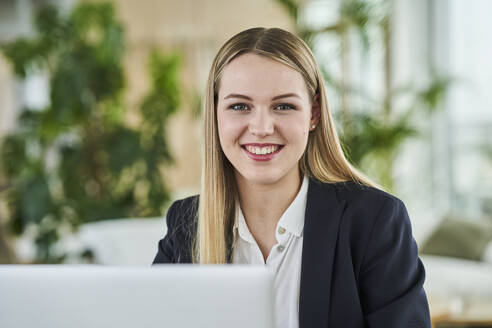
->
xmin=277 ymin=0 xmax=451 ymax=190
xmin=0 ymin=2 xmax=180 ymax=263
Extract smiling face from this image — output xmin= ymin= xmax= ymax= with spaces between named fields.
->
xmin=216 ymin=53 xmax=319 ymax=187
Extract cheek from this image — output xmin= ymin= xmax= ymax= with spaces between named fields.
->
xmin=302 ymin=125 xmax=309 ymax=137
xmin=217 ymin=112 xmax=244 ymax=147
xmin=281 ymin=116 xmax=310 ymax=142
xmin=300 ymin=113 xmax=311 ymax=138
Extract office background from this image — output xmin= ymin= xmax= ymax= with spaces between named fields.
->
xmin=0 ymin=0 xmax=491 ymax=325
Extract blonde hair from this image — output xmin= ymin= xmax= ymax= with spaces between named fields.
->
xmin=195 ymin=27 xmax=382 ymax=264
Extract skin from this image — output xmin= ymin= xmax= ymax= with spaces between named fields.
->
xmin=216 ymin=53 xmax=320 ymax=261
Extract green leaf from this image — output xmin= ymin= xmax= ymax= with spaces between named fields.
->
xmin=417 ymin=75 xmax=453 ymax=111
xmin=18 ymin=172 xmax=54 ymax=225
xmin=0 ymin=1 xmax=178 ymax=262
xmin=0 ymin=39 xmax=45 ymax=77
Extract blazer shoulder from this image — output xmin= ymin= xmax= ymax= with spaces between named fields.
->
xmin=310 ymin=179 xmax=407 ymax=235
xmin=166 ymin=194 xmax=199 ymax=233
xmin=161 ymin=195 xmax=199 ymax=263
xmin=329 ymin=180 xmax=404 ymax=211
xmin=168 ymin=194 xmax=199 ymax=217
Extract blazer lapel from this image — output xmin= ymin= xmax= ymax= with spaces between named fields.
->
xmin=299 ymin=179 xmax=347 ymax=328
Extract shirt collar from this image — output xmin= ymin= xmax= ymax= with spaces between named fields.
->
xmin=233 ymin=175 xmax=309 ymax=242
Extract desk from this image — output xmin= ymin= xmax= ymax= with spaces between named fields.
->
xmin=430 ymin=297 xmax=492 ymax=327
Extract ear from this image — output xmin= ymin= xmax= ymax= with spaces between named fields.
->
xmin=310 ymin=93 xmax=321 ymax=131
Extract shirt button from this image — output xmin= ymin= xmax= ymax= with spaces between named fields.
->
xmin=277 ymin=245 xmax=285 ymax=252
xmin=278 ymin=227 xmax=286 ymax=234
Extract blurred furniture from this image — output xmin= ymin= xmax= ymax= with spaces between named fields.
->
xmin=421 ymin=215 xmax=492 ymax=262
xmin=422 ymin=255 xmax=492 ymax=327
xmin=430 ymin=298 xmax=492 ymax=327
xmin=58 ymin=217 xmax=167 ymax=265
xmin=413 ymin=208 xmax=492 ymax=326
xmin=432 ymin=306 xmax=492 ymax=328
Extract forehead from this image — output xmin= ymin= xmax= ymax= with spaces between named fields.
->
xmin=218 ymin=53 xmax=309 ymax=100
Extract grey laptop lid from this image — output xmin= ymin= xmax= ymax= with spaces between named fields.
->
xmin=0 ymin=265 xmax=274 ymax=328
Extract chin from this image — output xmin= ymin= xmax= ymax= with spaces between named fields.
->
xmin=240 ymin=170 xmax=285 ymax=185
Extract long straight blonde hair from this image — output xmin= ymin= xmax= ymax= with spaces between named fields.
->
xmin=194 ymin=27 xmax=382 ymax=264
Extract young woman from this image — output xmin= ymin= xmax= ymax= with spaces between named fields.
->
xmin=153 ymin=27 xmax=431 ymax=328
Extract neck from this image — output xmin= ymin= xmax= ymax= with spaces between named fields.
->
xmin=235 ymin=169 xmax=303 ymax=231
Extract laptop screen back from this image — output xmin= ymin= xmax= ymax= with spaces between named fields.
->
xmin=0 ymin=265 xmax=274 ymax=328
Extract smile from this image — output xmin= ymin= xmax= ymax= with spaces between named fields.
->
xmin=244 ymin=145 xmax=280 ymax=154
xmin=241 ymin=144 xmax=284 ymax=162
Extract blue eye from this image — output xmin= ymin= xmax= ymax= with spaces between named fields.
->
xmin=275 ymin=103 xmax=296 ymax=111
xmin=229 ymin=103 xmax=249 ymax=111
xmin=228 ymin=103 xmax=296 ymax=111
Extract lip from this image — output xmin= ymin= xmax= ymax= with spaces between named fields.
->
xmin=241 ymin=143 xmax=283 ymax=147
xmin=241 ymin=144 xmax=284 ymax=162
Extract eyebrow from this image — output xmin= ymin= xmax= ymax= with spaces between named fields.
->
xmin=223 ymin=93 xmax=301 ymax=101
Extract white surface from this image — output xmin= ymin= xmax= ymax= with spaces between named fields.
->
xmin=59 ymin=218 xmax=167 ymax=265
xmin=0 ymin=265 xmax=274 ymax=328
xmin=482 ymin=242 xmax=492 ymax=264
xmin=421 ymin=255 xmax=492 ymax=300
xmin=14 ymin=217 xmax=168 ymax=265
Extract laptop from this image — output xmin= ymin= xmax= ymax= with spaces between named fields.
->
xmin=0 ymin=265 xmax=274 ymax=328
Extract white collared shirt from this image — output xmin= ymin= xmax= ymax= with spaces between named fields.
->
xmin=232 ymin=176 xmax=309 ymax=328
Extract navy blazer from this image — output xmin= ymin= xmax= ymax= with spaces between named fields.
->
xmin=152 ymin=179 xmax=431 ymax=328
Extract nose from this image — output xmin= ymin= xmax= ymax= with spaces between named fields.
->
xmin=248 ymin=109 xmax=274 ymax=137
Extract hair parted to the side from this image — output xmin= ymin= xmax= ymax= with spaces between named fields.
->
xmin=194 ymin=27 xmax=383 ymax=264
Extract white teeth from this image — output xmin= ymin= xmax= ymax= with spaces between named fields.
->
xmin=245 ymin=145 xmax=280 ymax=155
